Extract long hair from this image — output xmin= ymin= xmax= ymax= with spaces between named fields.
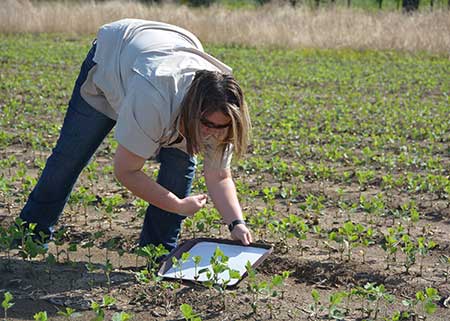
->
xmin=178 ymin=70 xmax=251 ymax=161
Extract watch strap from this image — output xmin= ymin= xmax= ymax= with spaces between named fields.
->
xmin=228 ymin=219 xmax=246 ymax=232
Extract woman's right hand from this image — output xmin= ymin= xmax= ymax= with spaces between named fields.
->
xmin=177 ymin=194 xmax=208 ymax=216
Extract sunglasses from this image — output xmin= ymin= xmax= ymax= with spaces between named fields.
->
xmin=200 ymin=117 xmax=232 ymax=129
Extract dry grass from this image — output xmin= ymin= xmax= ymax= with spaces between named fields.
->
xmin=2 ymin=0 xmax=450 ymax=53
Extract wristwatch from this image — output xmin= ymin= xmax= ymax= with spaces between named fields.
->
xmin=228 ymin=219 xmax=246 ymax=232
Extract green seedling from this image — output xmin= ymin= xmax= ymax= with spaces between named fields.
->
xmin=192 ymin=255 xmax=202 ymax=281
xmin=261 ymin=186 xmax=278 ymax=210
xmin=327 ymin=291 xmax=346 ymax=320
xmin=2 ymin=291 xmax=14 ymax=320
xmin=0 ymin=225 xmax=16 ymax=270
xmin=356 ymin=169 xmax=375 ymax=191
xmin=359 ymin=193 xmax=386 ymax=223
xmin=91 ymin=295 xmax=116 ymax=321
xmin=172 ymin=252 xmax=190 ymax=282
xmin=417 ymin=236 xmax=437 ymax=275
xmin=199 ymin=247 xmax=240 ymax=310
xmin=353 ymin=283 xmax=394 ymax=320
xmin=269 ymin=214 xmax=309 ymax=254
xmin=244 ymin=261 xmax=289 ymax=316
xmin=383 ymin=310 xmax=411 ymax=321
xmin=399 ymin=200 xmax=420 ymax=234
xmin=104 ymin=237 xmax=118 ymax=261
xmin=381 ymin=226 xmax=403 ymax=269
xmin=101 ymin=194 xmax=124 ymax=229
xmin=328 ymin=231 xmax=344 ymax=261
xmin=112 ymin=312 xmax=132 ymax=321
xmin=66 ymin=241 xmax=78 ymax=264
xmin=52 ymin=227 xmax=68 ymax=263
xmin=306 ymin=289 xmax=324 ymax=320
xmin=183 ymin=208 xmax=221 ymax=238
xmin=337 ymin=221 xmax=374 ymax=262
xmin=134 ymin=243 xmax=169 ymax=276
xmin=81 ymin=239 xmax=95 ymax=265
xmin=103 ymin=259 xmax=113 ymax=292
xmin=132 ymin=199 xmax=148 ymax=219
xmin=33 ymin=311 xmax=48 ymax=321
xmin=57 ymin=307 xmax=81 ymax=320
xmin=135 ymin=268 xmax=151 ymax=284
xmin=402 ymin=287 xmax=440 ymax=320
xmin=400 ymin=234 xmax=417 ymax=274
xmin=45 ymin=253 xmax=57 ymax=280
xmin=180 ymin=303 xmax=202 ymax=321
xmin=248 ymin=208 xmax=276 ymax=240
xmin=16 ymin=224 xmax=48 ymax=267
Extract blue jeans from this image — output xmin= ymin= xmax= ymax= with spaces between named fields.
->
xmin=20 ymin=43 xmax=196 ymax=251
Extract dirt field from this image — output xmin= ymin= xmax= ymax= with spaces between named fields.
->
xmin=0 ymin=34 xmax=449 ymax=321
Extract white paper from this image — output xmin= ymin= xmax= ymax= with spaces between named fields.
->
xmin=160 ymin=242 xmax=269 ymax=286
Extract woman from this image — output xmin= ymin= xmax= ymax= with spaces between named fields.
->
xmin=19 ymin=19 xmax=253 ymax=251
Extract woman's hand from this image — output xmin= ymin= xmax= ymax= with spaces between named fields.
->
xmin=231 ymin=224 xmax=253 ymax=245
xmin=177 ymin=194 xmax=208 ymax=216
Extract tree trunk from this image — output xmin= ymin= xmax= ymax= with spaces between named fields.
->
xmin=402 ymin=0 xmax=419 ymax=13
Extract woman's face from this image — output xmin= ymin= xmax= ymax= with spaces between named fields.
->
xmin=199 ymin=111 xmax=231 ymax=139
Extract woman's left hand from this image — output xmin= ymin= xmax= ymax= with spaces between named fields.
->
xmin=231 ymin=224 xmax=253 ymax=246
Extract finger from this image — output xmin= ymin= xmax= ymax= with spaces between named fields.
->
xmin=247 ymin=232 xmax=253 ymax=244
xmin=241 ymin=233 xmax=250 ymax=246
xmin=199 ymin=197 xmax=207 ymax=207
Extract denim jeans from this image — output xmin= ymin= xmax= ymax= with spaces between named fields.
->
xmin=20 ymin=43 xmax=196 ymax=251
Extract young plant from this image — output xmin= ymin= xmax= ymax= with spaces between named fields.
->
xmin=327 ymin=291 xmax=346 ymax=320
xmin=52 ymin=227 xmax=67 ymax=263
xmin=172 ymin=252 xmax=190 ymax=282
xmin=400 ymin=234 xmax=417 ymax=274
xmin=91 ymin=295 xmax=116 ymax=321
xmin=180 ymin=303 xmax=202 ymax=321
xmin=103 ymin=259 xmax=113 ymax=292
xmin=306 ymin=289 xmax=324 ymax=320
xmin=2 ymin=291 xmax=14 ymax=320
xmin=33 ymin=311 xmax=48 ymax=321
xmin=381 ymin=226 xmax=403 ymax=269
xmin=199 ymin=247 xmax=240 ymax=310
xmin=402 ymin=288 xmax=441 ymax=320
xmin=244 ymin=261 xmax=289 ymax=317
xmin=0 ymin=225 xmax=16 ymax=270
xmin=417 ymin=236 xmax=437 ymax=275
xmin=45 ymin=253 xmax=57 ymax=280
xmin=134 ymin=243 xmax=169 ymax=275
xmin=101 ymin=194 xmax=124 ymax=229
xmin=57 ymin=307 xmax=81 ymax=320
xmin=354 ymin=283 xmax=394 ymax=320
xmin=192 ymin=255 xmax=202 ymax=281
xmin=112 ymin=312 xmax=132 ymax=321
xmin=81 ymin=239 xmax=95 ymax=265
xmin=337 ymin=221 xmax=373 ymax=262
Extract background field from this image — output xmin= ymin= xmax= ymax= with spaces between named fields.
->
xmin=1 ymin=0 xmax=450 ymax=53
xmin=0 ymin=20 xmax=449 ymax=321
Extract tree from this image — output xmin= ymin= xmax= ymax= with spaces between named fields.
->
xmin=402 ymin=0 xmax=419 ymax=12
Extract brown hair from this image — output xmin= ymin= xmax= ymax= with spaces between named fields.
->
xmin=178 ymin=70 xmax=251 ymax=162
